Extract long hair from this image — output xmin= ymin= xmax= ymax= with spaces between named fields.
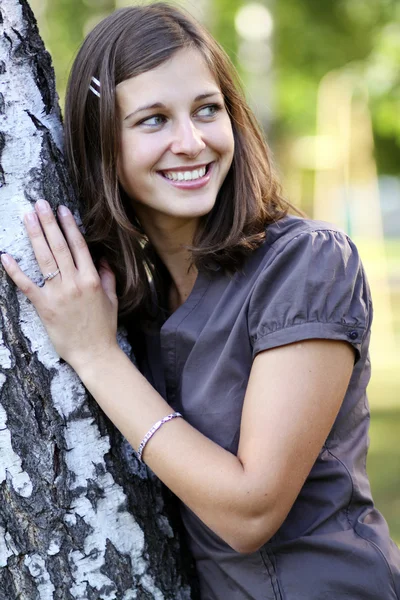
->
xmin=64 ymin=2 xmax=292 ymax=322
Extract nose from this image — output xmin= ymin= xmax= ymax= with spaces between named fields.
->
xmin=170 ymin=118 xmax=206 ymax=157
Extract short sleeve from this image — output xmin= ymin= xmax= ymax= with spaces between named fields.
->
xmin=248 ymin=229 xmax=371 ymax=361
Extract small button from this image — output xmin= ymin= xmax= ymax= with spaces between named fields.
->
xmin=348 ymin=330 xmax=358 ymax=340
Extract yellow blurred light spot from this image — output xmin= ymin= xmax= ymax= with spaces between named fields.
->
xmin=291 ymin=135 xmax=342 ymax=170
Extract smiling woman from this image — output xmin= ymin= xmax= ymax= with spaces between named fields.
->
xmin=1 ymin=2 xmax=400 ymax=599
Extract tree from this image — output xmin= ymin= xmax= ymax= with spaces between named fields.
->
xmin=0 ymin=2 xmax=196 ymax=598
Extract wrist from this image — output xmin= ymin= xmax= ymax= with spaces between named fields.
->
xmin=70 ymin=343 xmax=124 ymax=383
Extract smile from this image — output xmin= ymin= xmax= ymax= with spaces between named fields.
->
xmin=163 ymin=165 xmax=207 ymax=181
xmin=158 ymin=162 xmax=213 ymax=189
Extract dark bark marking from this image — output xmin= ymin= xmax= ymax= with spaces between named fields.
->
xmin=0 ymin=93 xmax=5 ymax=114
xmin=24 ymin=111 xmax=75 ymax=214
xmin=85 ymin=478 xmax=106 ymax=511
xmin=48 ymin=553 xmax=76 ymax=600
xmin=5 ymin=554 xmax=41 ymax=600
xmin=85 ymin=581 xmax=106 ymax=600
xmin=0 ymin=62 xmax=6 ymax=75
xmin=3 ymin=33 xmax=13 ymax=52
xmin=0 ymin=566 xmax=19 ymax=600
xmin=93 ymin=461 xmax=106 ymax=479
xmin=136 ymin=585 xmax=159 ymax=600
xmin=25 ymin=110 xmax=46 ymax=131
xmin=0 ymin=292 xmax=12 ymax=375
xmin=11 ymin=0 xmax=59 ymax=116
xmin=0 ymin=131 xmax=5 ymax=187
xmin=66 ymin=514 xmax=93 ymax=552
xmin=101 ymin=539 xmax=135 ymax=592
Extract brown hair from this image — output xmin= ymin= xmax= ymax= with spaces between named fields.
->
xmin=64 ymin=2 xmax=292 ymax=323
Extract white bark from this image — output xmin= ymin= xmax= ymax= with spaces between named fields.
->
xmin=0 ymin=2 xmax=196 ymax=598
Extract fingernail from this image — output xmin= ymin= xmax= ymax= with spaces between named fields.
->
xmin=1 ymin=253 xmax=11 ymax=266
xmin=36 ymin=200 xmax=49 ymax=213
xmin=58 ymin=205 xmax=70 ymax=217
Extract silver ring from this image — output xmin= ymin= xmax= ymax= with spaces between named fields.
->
xmin=43 ymin=268 xmax=60 ymax=282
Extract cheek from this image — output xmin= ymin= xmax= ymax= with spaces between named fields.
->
xmin=218 ymin=119 xmax=235 ymax=158
xmin=120 ymin=134 xmax=167 ymax=173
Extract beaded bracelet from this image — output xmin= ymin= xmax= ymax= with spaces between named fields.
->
xmin=137 ymin=412 xmax=182 ymax=462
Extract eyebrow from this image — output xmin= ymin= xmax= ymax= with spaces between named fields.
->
xmin=123 ymin=91 xmax=223 ymax=121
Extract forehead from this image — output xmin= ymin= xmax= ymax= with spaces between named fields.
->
xmin=116 ymin=48 xmax=221 ymax=111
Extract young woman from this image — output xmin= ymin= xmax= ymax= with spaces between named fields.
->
xmin=1 ymin=3 xmax=399 ymax=599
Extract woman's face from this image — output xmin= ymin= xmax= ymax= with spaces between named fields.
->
xmin=116 ymin=47 xmax=235 ymax=232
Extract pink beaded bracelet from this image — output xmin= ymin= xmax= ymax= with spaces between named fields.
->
xmin=137 ymin=412 xmax=182 ymax=462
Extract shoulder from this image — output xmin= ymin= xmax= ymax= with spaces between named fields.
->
xmin=239 ymin=214 xmax=364 ymax=292
xmin=250 ymin=214 xmax=362 ymax=274
xmin=264 ymin=214 xmax=351 ymax=253
xmin=250 ymin=214 xmax=368 ymax=295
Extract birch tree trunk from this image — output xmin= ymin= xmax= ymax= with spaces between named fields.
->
xmin=0 ymin=2 xmax=196 ymax=598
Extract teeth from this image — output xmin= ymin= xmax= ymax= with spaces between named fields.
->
xmin=163 ymin=166 xmax=207 ymax=181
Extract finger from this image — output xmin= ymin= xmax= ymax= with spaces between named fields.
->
xmin=57 ymin=205 xmax=96 ymax=274
xmin=24 ymin=211 xmax=60 ymax=278
xmin=1 ymin=253 xmax=41 ymax=305
xmin=34 ymin=200 xmax=75 ymax=276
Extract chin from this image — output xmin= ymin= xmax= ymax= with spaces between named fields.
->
xmin=172 ymin=198 xmax=217 ymax=218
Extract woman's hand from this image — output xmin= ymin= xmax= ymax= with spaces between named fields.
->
xmin=0 ymin=200 xmax=119 ymax=372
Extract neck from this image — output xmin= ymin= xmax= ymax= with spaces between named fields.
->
xmin=137 ymin=213 xmax=199 ymax=311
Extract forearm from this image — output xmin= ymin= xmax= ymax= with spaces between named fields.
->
xmin=76 ymin=346 xmax=273 ymax=551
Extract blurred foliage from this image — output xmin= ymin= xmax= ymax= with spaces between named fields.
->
xmin=271 ymin=0 xmax=400 ymax=175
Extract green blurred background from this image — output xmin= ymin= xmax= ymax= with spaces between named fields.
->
xmin=30 ymin=0 xmax=400 ymax=542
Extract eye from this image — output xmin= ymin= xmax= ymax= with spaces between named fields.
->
xmin=196 ymin=103 xmax=222 ymax=118
xmin=139 ymin=114 xmax=167 ymax=128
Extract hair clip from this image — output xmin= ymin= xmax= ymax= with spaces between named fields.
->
xmin=89 ymin=76 xmax=100 ymax=98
